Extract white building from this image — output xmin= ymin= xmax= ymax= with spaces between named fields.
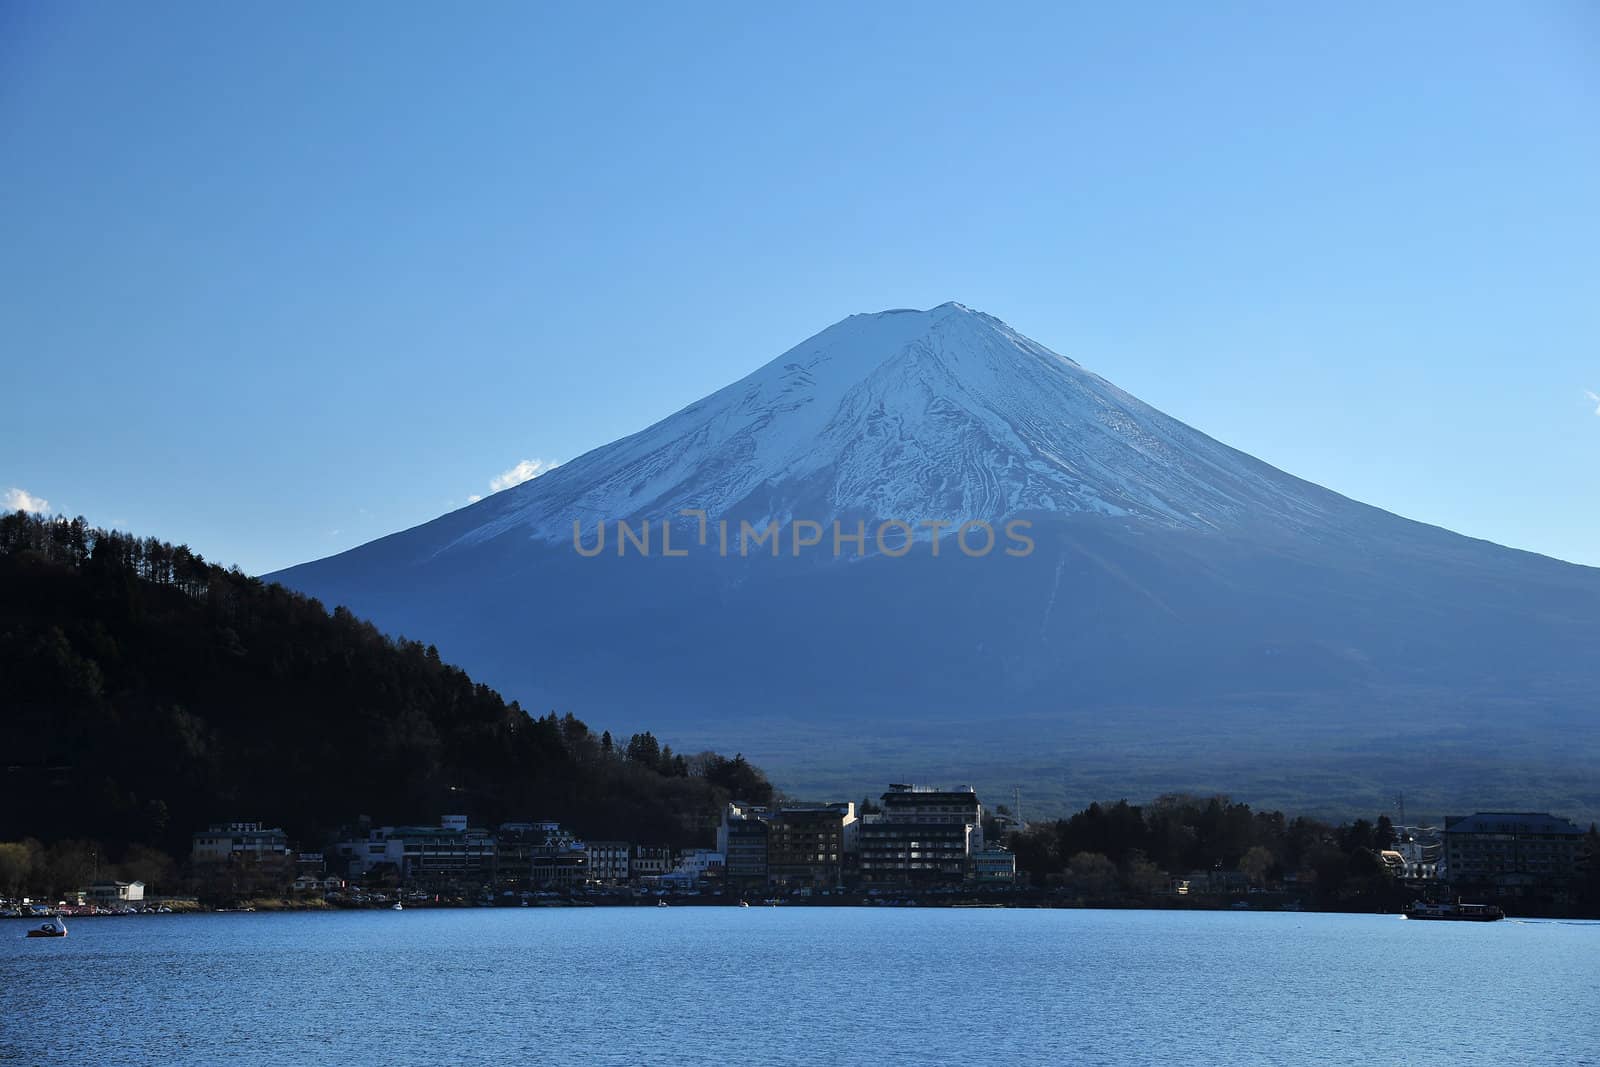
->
xmin=1392 ymin=828 xmax=1442 ymax=880
xmin=292 ymin=874 xmax=345 ymax=892
xmin=334 ymin=816 xmax=495 ymax=882
xmin=968 ymin=848 xmax=1017 ymax=883
xmin=657 ymin=849 xmax=724 ymax=886
xmin=88 ymin=880 xmax=145 ymax=904
xmin=191 ymin=822 xmax=290 ymax=864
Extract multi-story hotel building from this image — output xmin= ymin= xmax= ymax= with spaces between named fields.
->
xmin=718 ymin=802 xmax=771 ymax=888
xmin=766 ymin=803 xmax=856 ymax=888
xmin=1443 ymin=812 xmax=1585 ymax=892
xmin=858 ymin=785 xmax=982 ymax=885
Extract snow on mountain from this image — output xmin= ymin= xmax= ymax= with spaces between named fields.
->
xmin=446 ymin=302 xmax=1339 ymax=555
xmin=269 ymin=302 xmax=1600 ymax=817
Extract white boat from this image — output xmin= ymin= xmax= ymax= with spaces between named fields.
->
xmin=1403 ymin=900 xmax=1504 ymax=922
xmin=27 ymin=918 xmax=67 ymax=938
xmin=391 ymin=902 xmax=403 ymax=911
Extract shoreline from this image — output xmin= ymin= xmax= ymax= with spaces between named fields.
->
xmin=11 ymin=895 xmax=1584 ymax=921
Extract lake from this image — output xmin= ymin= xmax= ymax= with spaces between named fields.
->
xmin=3 ymin=908 xmax=1596 ymax=1065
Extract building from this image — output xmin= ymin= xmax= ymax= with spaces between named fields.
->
xmin=1185 ymin=868 xmax=1250 ymax=894
xmin=334 ymin=816 xmax=496 ymax=885
xmin=1443 ymin=812 xmax=1586 ymax=895
xmin=767 ymin=803 xmax=855 ymax=889
xmin=586 ymin=841 xmax=631 ymax=885
xmin=717 ymin=800 xmax=861 ymax=889
xmin=657 ymin=849 xmax=723 ymax=887
xmin=632 ymin=845 xmax=673 ymax=878
xmin=1390 ymin=829 xmax=1441 ymax=881
xmin=292 ymin=873 xmax=345 ymax=893
xmin=968 ymin=848 xmax=1017 ymax=884
xmin=718 ymin=803 xmax=770 ymax=888
xmin=858 ymin=785 xmax=983 ymax=885
xmin=191 ymin=822 xmax=290 ymax=865
xmin=496 ymin=822 xmax=588 ymax=888
xmin=88 ymin=880 xmax=145 ymax=905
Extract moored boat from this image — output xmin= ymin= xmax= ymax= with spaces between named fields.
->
xmin=1403 ymin=901 xmax=1504 ymax=922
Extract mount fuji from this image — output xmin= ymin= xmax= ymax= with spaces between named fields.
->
xmin=271 ymin=304 xmax=1600 ymax=816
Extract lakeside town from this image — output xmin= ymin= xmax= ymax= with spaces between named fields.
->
xmin=5 ymin=785 xmax=1597 ymax=920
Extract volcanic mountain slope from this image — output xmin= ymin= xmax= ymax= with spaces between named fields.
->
xmin=271 ymin=304 xmax=1600 ymax=817
xmin=425 ymin=303 xmax=1351 ymax=548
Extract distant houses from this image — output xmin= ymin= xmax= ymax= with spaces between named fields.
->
xmin=183 ymin=784 xmax=1017 ymax=900
xmin=176 ymin=800 xmax=1589 ymax=910
xmin=720 ymin=785 xmax=1016 ymax=891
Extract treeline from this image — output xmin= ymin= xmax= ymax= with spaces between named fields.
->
xmin=0 ymin=510 xmax=772 ymax=884
xmin=0 ymin=839 xmax=178 ymax=902
xmin=1010 ymin=795 xmax=1402 ymax=889
xmin=1007 ymin=795 xmax=1600 ymax=909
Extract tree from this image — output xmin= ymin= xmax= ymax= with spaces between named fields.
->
xmin=1065 ymin=852 xmax=1118 ymax=898
xmin=1122 ymin=853 xmax=1168 ymax=896
xmin=0 ymin=510 xmax=774 ymax=859
xmin=1239 ymin=845 xmax=1275 ymax=886
xmin=118 ymin=845 xmax=177 ymax=892
xmin=698 ymin=754 xmax=773 ymax=804
xmin=41 ymin=840 xmax=98 ymax=899
xmin=626 ymin=732 xmax=662 ymax=768
xmin=1349 ymin=847 xmax=1386 ymax=879
xmin=1307 ymin=845 xmax=1350 ymax=897
xmin=1009 ymin=826 xmax=1060 ymax=886
xmin=1375 ymin=815 xmax=1397 ymax=850
xmin=0 ymin=841 xmax=37 ymax=899
xmin=1342 ymin=819 xmax=1376 ymax=853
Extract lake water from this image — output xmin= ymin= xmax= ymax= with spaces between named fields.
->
xmin=3 ymin=908 xmax=1596 ymax=1065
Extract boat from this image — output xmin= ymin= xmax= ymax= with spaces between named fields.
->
xmin=738 ymin=900 xmax=750 ymax=908
xmin=656 ymin=900 xmax=669 ymax=908
xmin=391 ymin=902 xmax=403 ymax=911
xmin=1403 ymin=901 xmax=1504 ymax=922
xmin=27 ymin=919 xmax=67 ymax=938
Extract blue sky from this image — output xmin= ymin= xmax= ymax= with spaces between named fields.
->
xmin=2 ymin=1 xmax=1597 ymax=574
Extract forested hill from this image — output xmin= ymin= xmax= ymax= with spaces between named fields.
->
xmin=0 ymin=511 xmax=771 ymax=860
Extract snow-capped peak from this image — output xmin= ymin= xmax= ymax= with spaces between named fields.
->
xmin=446 ymin=304 xmax=1337 ymax=553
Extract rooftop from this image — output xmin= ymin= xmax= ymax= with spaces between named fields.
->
xmin=1443 ymin=812 xmax=1585 ymax=836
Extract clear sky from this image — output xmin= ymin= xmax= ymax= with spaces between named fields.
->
xmin=3 ymin=1 xmax=1597 ymax=574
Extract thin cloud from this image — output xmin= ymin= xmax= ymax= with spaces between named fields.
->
xmin=3 ymin=487 xmax=50 ymax=514
xmin=489 ymin=458 xmax=558 ymax=493
xmin=1586 ymin=390 xmax=1600 ymax=416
